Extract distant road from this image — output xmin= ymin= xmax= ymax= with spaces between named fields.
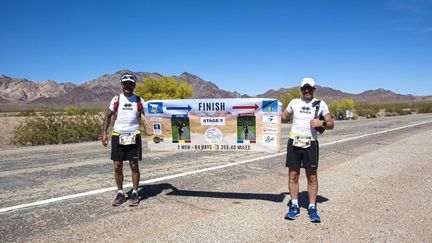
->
xmin=1 ymin=113 xmax=432 ymax=242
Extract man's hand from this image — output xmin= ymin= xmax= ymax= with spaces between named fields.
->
xmin=101 ymin=132 xmax=108 ymax=147
xmin=310 ymin=119 xmax=325 ymax=128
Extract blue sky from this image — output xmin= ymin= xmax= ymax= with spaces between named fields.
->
xmin=1 ymin=0 xmax=431 ymax=96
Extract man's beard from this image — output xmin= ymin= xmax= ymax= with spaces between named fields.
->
xmin=303 ymin=93 xmax=313 ymax=101
xmin=123 ymin=87 xmax=133 ymax=95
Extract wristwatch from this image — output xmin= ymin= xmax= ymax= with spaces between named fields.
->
xmin=322 ymin=121 xmax=327 ymax=127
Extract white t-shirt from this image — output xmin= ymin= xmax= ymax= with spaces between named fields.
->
xmin=109 ymin=93 xmax=145 ymax=133
xmin=286 ymin=98 xmax=329 ymax=138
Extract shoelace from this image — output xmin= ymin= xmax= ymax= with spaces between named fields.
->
xmin=290 ymin=205 xmax=299 ymax=212
xmin=308 ymin=208 xmax=317 ymax=214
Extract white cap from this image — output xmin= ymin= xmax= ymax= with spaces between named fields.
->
xmin=120 ymin=74 xmax=136 ymax=83
xmin=301 ymin=77 xmax=315 ymax=88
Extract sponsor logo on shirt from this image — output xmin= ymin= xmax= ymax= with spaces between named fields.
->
xmin=300 ymin=106 xmax=312 ymax=114
xmin=123 ymin=103 xmax=133 ymax=110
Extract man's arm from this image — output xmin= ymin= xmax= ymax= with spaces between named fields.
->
xmin=101 ymin=109 xmax=113 ymax=146
xmin=311 ymin=113 xmax=334 ymax=130
xmin=139 ymin=111 xmax=146 ymax=129
xmin=281 ymin=109 xmax=291 ymax=123
xmin=322 ymin=113 xmax=334 ymax=130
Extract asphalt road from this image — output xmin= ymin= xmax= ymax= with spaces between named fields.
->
xmin=1 ymin=113 xmax=432 ymax=242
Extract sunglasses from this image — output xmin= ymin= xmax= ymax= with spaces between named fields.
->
xmin=121 ymin=81 xmax=135 ymax=86
xmin=301 ymin=85 xmax=315 ymax=91
xmin=121 ymin=74 xmax=136 ymax=82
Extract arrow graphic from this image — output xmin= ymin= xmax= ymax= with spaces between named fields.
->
xmin=232 ymin=104 xmax=259 ymax=110
xmin=166 ymin=105 xmax=192 ymax=111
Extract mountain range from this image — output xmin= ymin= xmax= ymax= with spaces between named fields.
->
xmin=1 ymin=71 xmax=431 ymax=109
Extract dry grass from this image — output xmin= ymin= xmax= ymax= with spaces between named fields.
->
xmin=0 ymin=116 xmax=25 ymax=149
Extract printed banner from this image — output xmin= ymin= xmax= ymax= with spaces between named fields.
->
xmin=144 ymin=98 xmax=281 ymax=153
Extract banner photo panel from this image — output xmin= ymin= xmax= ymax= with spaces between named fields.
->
xmin=144 ymin=98 xmax=281 ymax=153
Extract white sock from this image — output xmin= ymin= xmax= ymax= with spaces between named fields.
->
xmin=132 ymin=189 xmax=138 ymax=194
xmin=309 ymin=203 xmax=316 ymax=209
xmin=291 ymin=199 xmax=299 ymax=207
xmin=118 ymin=190 xmax=124 ymax=195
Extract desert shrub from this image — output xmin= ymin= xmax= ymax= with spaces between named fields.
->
xmin=366 ymin=113 xmax=377 ymax=119
xmin=355 ymin=102 xmax=432 ymax=116
xmin=416 ymin=103 xmax=432 ymax=113
xmin=356 ymin=103 xmax=380 ymax=118
xmin=135 ymin=76 xmax=193 ymax=100
xmin=397 ymin=109 xmax=412 ymax=115
xmin=11 ymin=111 xmax=103 ymax=146
xmin=277 ymin=89 xmax=302 ymax=113
xmin=19 ymin=110 xmax=37 ymax=117
xmin=383 ymin=103 xmax=411 ymax=116
xmin=64 ymin=106 xmax=103 ymax=116
xmin=277 ymin=89 xmax=302 ymax=123
xmin=328 ymin=99 xmax=355 ymax=119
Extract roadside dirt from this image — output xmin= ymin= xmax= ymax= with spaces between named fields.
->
xmin=0 ymin=116 xmax=24 ymax=148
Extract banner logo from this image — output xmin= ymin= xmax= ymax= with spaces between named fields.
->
xmin=262 ymin=100 xmax=278 ymax=112
xmin=153 ymin=123 xmax=161 ymax=135
xmin=263 ymin=115 xmax=277 ymax=124
xmin=263 ymin=135 xmax=276 ymax=145
xmin=148 ymin=102 xmax=163 ymax=114
xmin=153 ymin=136 xmax=164 ymax=143
xmin=205 ymin=127 xmax=223 ymax=144
xmin=262 ymin=127 xmax=278 ymax=133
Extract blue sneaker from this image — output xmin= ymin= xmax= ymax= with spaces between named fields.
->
xmin=284 ymin=204 xmax=300 ymax=220
xmin=308 ymin=206 xmax=321 ymax=222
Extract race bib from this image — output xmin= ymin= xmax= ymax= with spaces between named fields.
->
xmin=119 ymin=133 xmax=136 ymax=145
xmin=293 ymin=137 xmax=311 ymax=148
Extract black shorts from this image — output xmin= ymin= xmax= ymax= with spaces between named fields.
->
xmin=111 ymin=134 xmax=142 ymax=161
xmin=286 ymin=138 xmax=319 ymax=170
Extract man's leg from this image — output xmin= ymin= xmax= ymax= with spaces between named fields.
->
xmin=112 ymin=160 xmax=126 ymax=206
xmin=306 ymin=168 xmax=321 ymax=222
xmin=129 ymin=160 xmax=140 ymax=207
xmin=285 ymin=138 xmax=302 ymax=220
xmin=113 ymin=160 xmax=124 ymax=190
xmin=129 ymin=160 xmax=140 ymax=191
xmin=285 ymin=167 xmax=301 ymax=219
xmin=306 ymin=169 xmax=318 ymax=205
xmin=288 ymin=168 xmax=300 ymax=201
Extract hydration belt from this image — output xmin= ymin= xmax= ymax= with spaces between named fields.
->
xmin=112 ymin=130 xmax=141 ymax=136
xmin=289 ymin=132 xmax=317 ymax=140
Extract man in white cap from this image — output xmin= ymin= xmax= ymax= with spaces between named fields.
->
xmin=281 ymin=77 xmax=334 ymax=222
xmin=101 ymin=73 xmax=145 ymax=207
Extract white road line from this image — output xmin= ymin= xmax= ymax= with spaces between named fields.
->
xmin=1 ymin=120 xmax=431 ymax=213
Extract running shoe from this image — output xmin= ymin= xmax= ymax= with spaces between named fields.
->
xmin=112 ymin=192 xmax=127 ymax=206
xmin=129 ymin=192 xmax=140 ymax=207
xmin=308 ymin=206 xmax=321 ymax=222
xmin=284 ymin=204 xmax=300 ymax=220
